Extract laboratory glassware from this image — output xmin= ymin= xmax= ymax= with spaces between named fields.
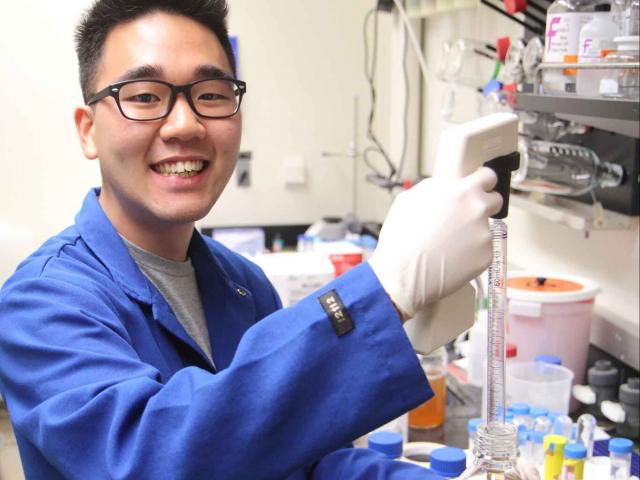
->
xmin=543 ymin=434 xmax=568 ymax=480
xmin=511 ymin=403 xmax=532 ymax=431
xmin=408 ymin=347 xmax=447 ymax=430
xmin=576 ymin=4 xmax=619 ymax=96
xmin=523 ymin=36 xmax=545 ymax=83
xmin=542 ymin=0 xmax=598 ymax=93
xmin=512 ymin=137 xmax=625 ymax=196
xmin=623 ymin=0 xmax=640 ymax=35
xmin=562 ymin=442 xmax=587 ymax=480
xmin=517 ymin=110 xmax=588 ymax=142
xmin=609 ymin=437 xmax=633 ymax=480
xmin=576 ymin=414 xmax=597 ymax=458
xmin=531 ymin=416 xmax=553 ymax=465
xmin=503 ymin=38 xmax=527 ymax=85
xmin=553 ymin=415 xmax=574 ymax=438
xmin=437 ymin=39 xmax=499 ymax=89
xmin=468 ymin=418 xmax=484 ymax=451
xmin=600 ymin=36 xmax=640 ymax=99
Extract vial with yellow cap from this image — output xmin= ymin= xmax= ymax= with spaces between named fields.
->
xmin=543 ymin=434 xmax=568 ymax=480
xmin=561 ymin=442 xmax=586 ymax=480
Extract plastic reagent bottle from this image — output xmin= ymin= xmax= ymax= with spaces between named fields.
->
xmin=429 ymin=447 xmax=467 ymax=478
xmin=562 ymin=442 xmax=587 ymax=480
xmin=511 ymin=402 xmax=532 ymax=431
xmin=608 ymin=437 xmax=633 ymax=480
xmin=544 ymin=434 xmax=568 ymax=480
xmin=367 ymin=431 xmax=403 ymax=459
xmin=468 ymin=417 xmax=484 ymax=451
xmin=543 ymin=0 xmax=598 ymax=93
xmin=577 ymin=4 xmax=620 ymax=96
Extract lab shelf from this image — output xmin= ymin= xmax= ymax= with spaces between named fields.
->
xmin=510 ymin=190 xmax=636 ymax=234
xmin=515 ymin=93 xmax=640 ymax=138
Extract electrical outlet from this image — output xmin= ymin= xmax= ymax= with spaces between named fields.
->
xmin=236 ymin=151 xmax=251 ymax=187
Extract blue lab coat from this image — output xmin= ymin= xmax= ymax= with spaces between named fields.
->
xmin=0 ymin=189 xmax=443 ymax=480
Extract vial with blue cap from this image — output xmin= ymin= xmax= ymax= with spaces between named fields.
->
xmin=367 ymin=431 xmax=403 ymax=460
xmin=530 ymin=406 xmax=549 ymax=421
xmin=562 ymin=442 xmax=587 ymax=480
xmin=511 ymin=402 xmax=532 ymax=431
xmin=531 ymin=416 xmax=552 ymax=465
xmin=609 ymin=437 xmax=633 ymax=480
xmin=467 ymin=418 xmax=483 ymax=451
xmin=428 ymin=447 xmax=467 ymax=478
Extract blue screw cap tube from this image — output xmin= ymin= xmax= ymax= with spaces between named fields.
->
xmin=367 ymin=431 xmax=403 ymax=459
xmin=429 ymin=447 xmax=467 ymax=478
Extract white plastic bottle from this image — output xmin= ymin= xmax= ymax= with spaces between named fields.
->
xmin=577 ymin=4 xmax=620 ymax=96
xmin=543 ymin=0 xmax=598 ymax=93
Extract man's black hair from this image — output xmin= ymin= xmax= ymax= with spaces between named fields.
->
xmin=75 ymin=0 xmax=235 ymax=103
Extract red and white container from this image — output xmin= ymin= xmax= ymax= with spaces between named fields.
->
xmin=506 ymin=272 xmax=600 ymax=407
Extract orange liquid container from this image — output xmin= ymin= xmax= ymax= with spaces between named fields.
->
xmin=409 ymin=373 xmax=447 ymax=429
xmin=409 ymin=346 xmax=448 ymax=429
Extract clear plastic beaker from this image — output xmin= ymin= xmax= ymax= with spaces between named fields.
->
xmin=409 ymin=347 xmax=447 ymax=430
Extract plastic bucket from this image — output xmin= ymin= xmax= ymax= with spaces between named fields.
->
xmin=506 ymin=362 xmax=575 ymax=414
xmin=506 ymin=272 xmax=599 ymax=410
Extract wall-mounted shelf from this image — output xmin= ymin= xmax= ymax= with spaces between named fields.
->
xmin=510 ymin=190 xmax=635 ymax=234
xmin=516 ymin=93 xmax=640 ymax=138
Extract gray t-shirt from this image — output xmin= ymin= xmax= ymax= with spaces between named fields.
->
xmin=122 ymin=237 xmax=214 ymax=367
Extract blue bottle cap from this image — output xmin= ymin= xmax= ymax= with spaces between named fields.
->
xmin=518 ymin=429 xmax=528 ymax=445
xmin=429 ymin=447 xmax=467 ymax=477
xmin=548 ymin=411 xmax=562 ymax=422
xmin=530 ymin=406 xmax=549 ymax=418
xmin=467 ymin=417 xmax=484 ymax=433
xmin=564 ymin=443 xmax=587 ymax=459
xmin=511 ymin=403 xmax=530 ymax=415
xmin=609 ymin=437 xmax=633 ymax=455
xmin=535 ymin=354 xmax=562 ymax=365
xmin=367 ymin=431 xmax=403 ymax=459
xmin=505 ymin=411 xmax=515 ymax=423
xmin=533 ymin=430 xmax=546 ymax=444
xmin=482 ymin=79 xmax=503 ymax=97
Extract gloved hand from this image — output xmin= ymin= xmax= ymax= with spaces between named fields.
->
xmin=368 ymin=167 xmax=502 ymax=321
xmin=455 ymin=458 xmax=541 ymax=480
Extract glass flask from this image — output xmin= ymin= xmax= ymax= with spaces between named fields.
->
xmin=512 ymin=137 xmax=625 ymax=196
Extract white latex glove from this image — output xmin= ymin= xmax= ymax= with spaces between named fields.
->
xmin=369 ymin=167 xmax=502 ymax=320
xmin=455 ymin=458 xmax=541 ymax=480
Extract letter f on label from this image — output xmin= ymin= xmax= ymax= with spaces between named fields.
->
xmin=547 ymin=16 xmax=561 ymax=51
xmin=583 ymin=38 xmax=592 ymax=54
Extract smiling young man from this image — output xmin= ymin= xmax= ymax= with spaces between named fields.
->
xmin=0 ymin=1 xmax=520 ymax=479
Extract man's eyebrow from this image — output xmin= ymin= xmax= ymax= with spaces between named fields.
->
xmin=115 ymin=64 xmax=164 ymax=82
xmin=194 ymin=64 xmax=234 ymax=80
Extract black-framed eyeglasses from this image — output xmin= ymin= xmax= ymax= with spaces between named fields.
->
xmin=86 ymin=78 xmax=247 ymax=121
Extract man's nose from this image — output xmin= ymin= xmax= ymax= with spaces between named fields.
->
xmin=159 ymin=94 xmax=206 ymax=142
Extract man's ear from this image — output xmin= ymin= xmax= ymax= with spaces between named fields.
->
xmin=74 ymin=105 xmax=98 ymax=160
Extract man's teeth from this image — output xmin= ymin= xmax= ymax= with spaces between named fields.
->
xmin=155 ymin=160 xmax=205 ymax=176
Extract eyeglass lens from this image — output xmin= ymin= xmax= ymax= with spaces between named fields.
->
xmin=118 ymin=80 xmax=240 ymax=120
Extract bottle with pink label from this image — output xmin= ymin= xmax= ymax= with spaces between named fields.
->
xmin=576 ymin=4 xmax=620 ymax=96
xmin=542 ymin=0 xmax=598 ymax=94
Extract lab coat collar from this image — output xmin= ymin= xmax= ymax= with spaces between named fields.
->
xmin=75 ymin=188 xmax=153 ymax=304
xmin=74 ymin=188 xmax=249 ymax=370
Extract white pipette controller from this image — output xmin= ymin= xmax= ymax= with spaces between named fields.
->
xmin=405 ymin=113 xmax=520 ymax=357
